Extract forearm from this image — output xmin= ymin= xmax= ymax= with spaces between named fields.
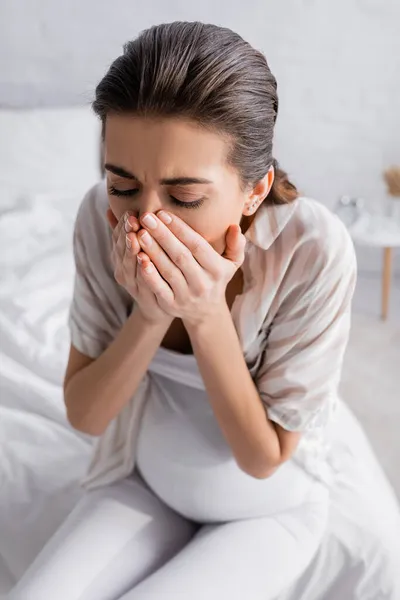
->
xmin=185 ymin=304 xmax=281 ymax=478
xmin=65 ymin=308 xmax=171 ymax=436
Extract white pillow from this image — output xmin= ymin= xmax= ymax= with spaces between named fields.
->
xmin=0 ymin=105 xmax=101 ymax=205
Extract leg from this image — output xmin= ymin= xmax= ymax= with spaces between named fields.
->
xmin=7 ymin=474 xmax=196 ymax=600
xmin=122 ymin=485 xmax=329 ymax=600
xmin=381 ymin=246 xmax=392 ymax=320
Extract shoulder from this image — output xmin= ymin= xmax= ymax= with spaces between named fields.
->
xmin=73 ymin=180 xmax=113 ymax=273
xmin=75 ymin=179 xmax=109 ymax=234
xmin=283 ymin=196 xmax=357 ymax=274
xmin=74 ymin=179 xmax=110 ymax=248
xmin=288 ymin=197 xmax=354 ymax=253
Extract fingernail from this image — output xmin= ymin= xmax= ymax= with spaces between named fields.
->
xmin=125 ymin=220 xmax=133 ymax=233
xmin=137 ymin=254 xmax=143 ymax=264
xmin=126 ymin=235 xmax=132 ymax=250
xmin=142 ymin=214 xmax=157 ymax=229
xmin=140 ymin=231 xmax=152 ymax=247
xmin=129 ymin=216 xmax=139 ymax=231
xmin=158 ymin=211 xmax=172 ymax=224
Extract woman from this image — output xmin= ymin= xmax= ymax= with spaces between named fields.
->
xmin=9 ymin=21 xmax=356 ymax=600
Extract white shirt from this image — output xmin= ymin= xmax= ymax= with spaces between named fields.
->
xmin=68 ymin=181 xmax=357 ymax=490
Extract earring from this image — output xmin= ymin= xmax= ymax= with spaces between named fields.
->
xmin=246 ymin=200 xmax=259 ymax=215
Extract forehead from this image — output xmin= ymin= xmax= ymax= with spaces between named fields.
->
xmin=104 ymin=114 xmax=231 ymax=176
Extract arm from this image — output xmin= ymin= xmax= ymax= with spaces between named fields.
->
xmin=64 ymin=307 xmax=170 ymax=436
xmin=185 ymin=305 xmax=301 ymax=479
xmin=65 ymin=193 xmax=172 ymax=436
xmin=133 ymin=209 xmax=356 ymax=480
xmin=186 ymin=231 xmax=357 ymax=478
xmin=133 ymin=210 xmax=299 ymax=477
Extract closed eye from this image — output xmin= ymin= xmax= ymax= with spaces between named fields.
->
xmin=108 ymin=186 xmax=138 ymax=198
xmin=170 ymin=196 xmax=204 ymax=209
xmin=108 ymin=186 xmax=204 ymax=209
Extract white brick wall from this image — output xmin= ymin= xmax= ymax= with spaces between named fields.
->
xmin=1 ymin=0 xmax=399 ymax=272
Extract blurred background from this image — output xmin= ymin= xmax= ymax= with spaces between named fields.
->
xmin=0 ymin=0 xmax=399 ymax=592
xmin=1 ymin=0 xmax=400 ymax=293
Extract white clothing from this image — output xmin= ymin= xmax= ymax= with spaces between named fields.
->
xmin=68 ymin=182 xmax=357 ymax=490
xmin=136 ymin=345 xmax=326 ymax=523
xmin=8 ymin=471 xmax=328 ymax=600
xmin=5 ymin=183 xmax=353 ymax=598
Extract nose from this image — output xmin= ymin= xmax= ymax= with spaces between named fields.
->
xmin=136 ymin=190 xmax=164 ymax=220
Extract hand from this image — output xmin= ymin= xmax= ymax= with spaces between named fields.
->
xmin=106 ymin=209 xmax=173 ymax=326
xmin=135 ymin=210 xmax=246 ymax=327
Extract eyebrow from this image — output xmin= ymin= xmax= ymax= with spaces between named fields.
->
xmin=104 ymin=163 xmax=212 ymax=185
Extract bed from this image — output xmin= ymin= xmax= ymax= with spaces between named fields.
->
xmin=1 ymin=107 xmax=399 ymax=598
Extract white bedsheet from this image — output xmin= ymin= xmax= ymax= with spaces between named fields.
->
xmin=0 ymin=195 xmax=93 ymax=588
xmin=1 ymin=193 xmax=400 ymax=598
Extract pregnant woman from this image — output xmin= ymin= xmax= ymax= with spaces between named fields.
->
xmin=9 ymin=21 xmax=357 ymax=599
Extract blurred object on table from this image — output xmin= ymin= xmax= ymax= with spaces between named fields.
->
xmin=334 ymin=196 xmax=400 ymax=321
xmin=384 ymin=166 xmax=400 ymax=197
xmin=383 ymin=166 xmax=400 ymax=223
xmin=334 ymin=196 xmax=365 ymax=228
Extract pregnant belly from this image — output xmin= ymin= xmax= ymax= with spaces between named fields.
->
xmin=136 ymin=392 xmax=318 ymax=523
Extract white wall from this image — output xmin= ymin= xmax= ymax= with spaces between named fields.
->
xmin=1 ymin=0 xmax=399 ymax=272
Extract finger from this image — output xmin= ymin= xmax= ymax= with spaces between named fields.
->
xmin=137 ymin=230 xmax=187 ymax=296
xmin=115 ymin=227 xmax=140 ymax=271
xmin=137 ymin=252 xmax=151 ymax=267
xmin=136 ymin=254 xmax=166 ymax=310
xmin=112 ymin=212 xmax=128 ymax=246
xmin=122 ymin=215 xmax=140 ymax=256
xmin=111 ymin=211 xmax=139 ymax=247
xmin=125 ymin=231 xmax=141 ymax=255
xmin=156 ymin=211 xmax=220 ymax=275
xmin=110 ymin=213 xmax=125 ymax=268
xmin=140 ymin=212 xmax=205 ymax=286
xmin=121 ymin=235 xmax=140 ymax=281
xmin=124 ymin=214 xmax=140 ymax=234
xmin=223 ymin=225 xmax=246 ymax=267
xmin=137 ymin=256 xmax=175 ymax=305
xmin=117 ymin=217 xmax=141 ymax=259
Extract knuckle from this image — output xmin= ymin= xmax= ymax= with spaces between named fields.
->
xmin=212 ymin=265 xmax=224 ymax=281
xmin=158 ymin=289 xmax=172 ymax=303
xmin=191 ymin=239 xmax=204 ymax=255
xmin=165 ymin=269 xmax=178 ymax=284
xmin=174 ymin=249 xmax=190 ymax=267
xmin=205 ymin=281 xmax=214 ymax=295
xmin=195 ymin=280 xmax=208 ymax=296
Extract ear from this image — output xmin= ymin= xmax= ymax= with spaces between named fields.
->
xmin=242 ymin=166 xmax=275 ymax=217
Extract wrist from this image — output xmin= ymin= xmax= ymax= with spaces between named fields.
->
xmin=184 ymin=301 xmax=230 ymax=337
xmin=130 ymin=305 xmax=172 ymax=334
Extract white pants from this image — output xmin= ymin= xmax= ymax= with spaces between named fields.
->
xmin=8 ymin=468 xmax=328 ymax=600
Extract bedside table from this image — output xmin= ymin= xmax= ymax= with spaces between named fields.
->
xmin=347 ymin=213 xmax=400 ymax=320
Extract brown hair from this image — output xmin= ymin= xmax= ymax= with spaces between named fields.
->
xmin=93 ymin=21 xmax=298 ymax=205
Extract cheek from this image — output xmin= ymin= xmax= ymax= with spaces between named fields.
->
xmin=184 ymin=209 xmax=239 ymax=254
xmin=204 ymin=223 xmax=229 ymax=253
xmin=212 ymin=198 xmax=244 ymax=238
